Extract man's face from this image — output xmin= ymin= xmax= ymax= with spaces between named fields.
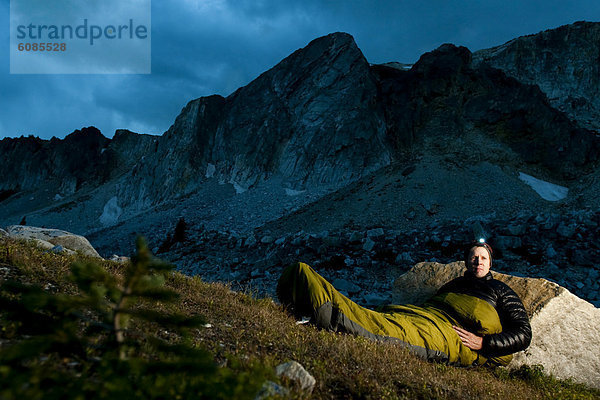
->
xmin=468 ymin=246 xmax=491 ymax=278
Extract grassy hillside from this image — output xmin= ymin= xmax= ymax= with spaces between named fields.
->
xmin=1 ymin=237 xmax=598 ymax=399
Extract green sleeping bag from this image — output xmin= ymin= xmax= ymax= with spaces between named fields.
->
xmin=277 ymin=262 xmax=512 ymax=366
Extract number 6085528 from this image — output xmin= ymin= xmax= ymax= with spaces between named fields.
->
xmin=18 ymin=43 xmax=66 ymax=51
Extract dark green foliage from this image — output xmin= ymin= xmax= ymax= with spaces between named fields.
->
xmin=0 ymin=237 xmax=269 ymax=399
xmin=507 ymin=365 xmax=547 ymax=382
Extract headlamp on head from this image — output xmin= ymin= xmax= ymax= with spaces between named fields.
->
xmin=464 ymin=239 xmax=494 ymax=267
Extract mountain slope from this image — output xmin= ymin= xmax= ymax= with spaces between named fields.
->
xmin=1 ymin=24 xmax=600 ymax=254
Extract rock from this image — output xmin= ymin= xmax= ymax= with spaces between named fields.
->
xmin=275 ymin=361 xmax=316 ymax=393
xmin=545 ymin=262 xmax=560 ymax=275
xmin=49 ymin=235 xmax=101 ymax=258
xmin=401 ymin=165 xmax=416 ymax=176
xmin=99 ymin=196 xmax=122 ymax=226
xmin=306 ymin=239 xmax=322 ymax=253
xmin=545 ymin=245 xmax=558 ymax=259
xmin=507 ymin=224 xmax=526 ymax=236
xmin=255 ymin=381 xmax=289 ymax=400
xmin=404 ymin=209 xmax=416 ymax=220
xmin=251 ymin=269 xmax=262 ymax=278
xmin=364 ymin=292 xmax=390 ymax=306
xmin=570 ymin=251 xmax=595 ymax=267
xmin=260 ymin=235 xmax=274 ymax=244
xmin=316 ymin=231 xmax=329 ymax=239
xmin=366 ymin=228 xmax=384 ymax=238
xmin=556 ymin=223 xmax=576 ymax=238
xmin=542 ymin=215 xmax=559 ymax=230
xmin=0 ymin=228 xmax=7 ymax=238
xmin=421 ymin=202 xmax=439 ymax=215
xmin=49 ymin=245 xmax=75 ymax=256
xmin=473 ymin=21 xmax=600 ymax=132
xmin=429 ymin=235 xmax=442 ymax=245
xmin=322 ymin=235 xmax=342 ymax=248
xmin=493 ymin=235 xmax=522 ymax=251
xmin=31 ymin=238 xmax=56 ymax=251
xmin=395 ymin=252 xmax=414 ymax=263
xmin=393 ymin=262 xmax=600 ymax=389
xmin=332 ymin=278 xmax=361 ymax=294
xmin=6 ymin=225 xmax=101 ymax=258
xmin=8 ymin=32 xmax=391 ymax=234
xmin=510 ymin=286 xmax=600 ymax=390
xmin=109 ymin=255 xmax=129 ymax=263
xmin=349 ymin=231 xmax=363 ymax=242
xmin=362 ymin=238 xmax=375 ymax=252
xmin=0 ymin=127 xmax=110 ymax=208
xmin=315 ymin=244 xmax=328 ymax=255
xmin=245 ymin=235 xmax=257 ymax=247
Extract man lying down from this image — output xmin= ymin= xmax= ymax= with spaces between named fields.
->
xmin=276 ymin=240 xmax=532 ymax=366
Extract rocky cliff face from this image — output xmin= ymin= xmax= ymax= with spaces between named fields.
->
xmin=129 ymin=32 xmax=390 ymax=201
xmin=0 ymin=127 xmax=159 ymax=229
xmin=376 ymin=43 xmax=599 ymax=180
xmin=0 ymin=127 xmax=109 ymax=197
xmin=0 ymin=33 xmax=394 ymax=233
xmin=473 ymin=21 xmax=600 ymax=132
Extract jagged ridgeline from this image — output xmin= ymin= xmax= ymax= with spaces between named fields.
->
xmin=1 ymin=22 xmax=600 ymax=246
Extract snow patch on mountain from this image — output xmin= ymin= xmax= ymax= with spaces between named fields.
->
xmin=99 ymin=196 xmax=122 ymax=226
xmin=518 ymin=172 xmax=568 ymax=201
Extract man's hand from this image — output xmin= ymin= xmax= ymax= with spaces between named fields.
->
xmin=452 ymin=326 xmax=483 ymax=350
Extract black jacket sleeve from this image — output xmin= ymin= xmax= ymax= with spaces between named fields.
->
xmin=481 ymin=282 xmax=532 ymax=357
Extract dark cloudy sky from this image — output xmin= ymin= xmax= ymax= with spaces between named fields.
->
xmin=2 ymin=0 xmax=600 ymax=140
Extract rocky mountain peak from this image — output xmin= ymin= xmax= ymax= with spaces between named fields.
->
xmin=266 ymin=32 xmax=360 ymax=73
xmin=60 ymin=126 xmax=106 ymax=143
xmin=305 ymin=31 xmax=356 ymax=51
xmin=153 ymin=31 xmax=389 ymax=194
xmin=473 ymin=21 xmax=600 ymax=131
xmin=412 ymin=43 xmax=472 ymax=76
xmin=229 ymin=31 xmax=367 ymax=103
xmin=373 ymin=37 xmax=600 ymax=181
xmin=54 ymin=127 xmax=110 ymax=169
xmin=0 ymin=125 xmax=110 ymax=199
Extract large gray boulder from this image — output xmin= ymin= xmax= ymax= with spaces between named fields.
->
xmin=393 ymin=262 xmax=600 ymax=389
xmin=275 ymin=361 xmax=316 ymax=393
xmin=6 ymin=225 xmax=102 ymax=258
